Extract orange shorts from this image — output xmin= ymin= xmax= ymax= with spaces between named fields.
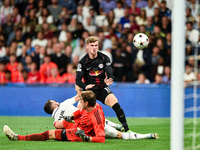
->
xmin=62 ymin=120 xmax=74 ymax=129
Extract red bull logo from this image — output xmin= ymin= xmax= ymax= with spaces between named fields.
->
xmin=89 ymin=70 xmax=103 ymax=76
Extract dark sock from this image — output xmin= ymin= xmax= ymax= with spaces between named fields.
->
xmin=18 ymin=131 xmax=49 ymax=141
xmin=112 ymin=103 xmax=129 ymax=132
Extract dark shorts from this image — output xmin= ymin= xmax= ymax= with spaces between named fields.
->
xmin=91 ymin=87 xmax=113 ymax=104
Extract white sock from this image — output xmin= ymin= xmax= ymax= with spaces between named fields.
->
xmin=105 ymin=119 xmax=117 ymax=128
xmin=122 ymin=132 xmax=151 ymax=139
xmin=104 ymin=124 xmax=118 ymax=138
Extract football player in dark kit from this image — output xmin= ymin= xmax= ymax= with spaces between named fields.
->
xmin=76 ymin=36 xmax=132 ymax=133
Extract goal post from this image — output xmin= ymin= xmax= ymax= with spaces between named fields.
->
xmin=170 ymin=0 xmax=186 ymax=150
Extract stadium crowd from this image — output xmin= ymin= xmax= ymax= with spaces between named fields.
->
xmin=0 ymin=0 xmax=199 ymax=85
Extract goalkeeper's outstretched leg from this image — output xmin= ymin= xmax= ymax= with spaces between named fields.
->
xmin=104 ymin=124 xmax=159 ymax=139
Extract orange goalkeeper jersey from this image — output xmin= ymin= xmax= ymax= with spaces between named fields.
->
xmin=73 ymin=103 xmax=105 ymax=143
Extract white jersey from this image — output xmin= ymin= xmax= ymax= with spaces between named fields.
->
xmin=52 ymin=97 xmax=78 ymax=125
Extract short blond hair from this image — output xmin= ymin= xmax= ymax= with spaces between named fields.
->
xmin=85 ymin=36 xmax=99 ymax=44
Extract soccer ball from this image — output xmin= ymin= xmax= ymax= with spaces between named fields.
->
xmin=133 ymin=33 xmax=149 ymax=49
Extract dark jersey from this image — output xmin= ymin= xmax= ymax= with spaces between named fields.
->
xmin=76 ymin=51 xmax=113 ymax=90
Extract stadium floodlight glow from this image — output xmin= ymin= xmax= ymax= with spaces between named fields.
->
xmin=170 ymin=0 xmax=185 ymax=149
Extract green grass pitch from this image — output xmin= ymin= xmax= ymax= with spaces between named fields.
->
xmin=0 ymin=116 xmax=199 ymax=150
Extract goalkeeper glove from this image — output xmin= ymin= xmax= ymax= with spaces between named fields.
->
xmin=75 ymin=130 xmax=90 ymax=142
xmin=63 ymin=116 xmax=74 ymax=123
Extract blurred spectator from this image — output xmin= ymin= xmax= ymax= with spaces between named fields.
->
xmin=5 ymin=70 xmax=11 ymax=83
xmin=58 ymin=23 xmax=67 ymax=42
xmin=121 ymin=23 xmax=131 ymax=40
xmin=46 ymin=40 xmax=53 ymax=55
xmin=145 ymin=16 xmax=154 ymax=32
xmin=31 ymin=31 xmax=48 ymax=47
xmin=46 ymin=67 xmax=65 ymax=83
xmin=135 ymin=9 xmax=147 ymax=26
xmin=72 ymin=6 xmax=84 ymax=23
xmin=72 ymin=37 xmax=86 ymax=59
xmin=40 ymin=55 xmax=58 ymax=83
xmin=153 ymin=25 xmax=165 ymax=38
xmin=0 ymin=46 xmax=10 ymax=63
xmin=97 ymin=30 xmax=112 ymax=51
xmin=154 ymin=73 xmax=162 ymax=84
xmin=25 ymin=0 xmax=37 ymax=13
xmin=64 ymin=45 xmax=73 ymax=62
xmin=12 ymin=6 xmax=21 ymax=24
xmin=6 ymin=54 xmax=18 ymax=73
xmin=62 ymin=63 xmax=76 ymax=83
xmin=150 ymin=56 xmax=164 ymax=81
xmin=7 ymin=24 xmax=18 ymax=47
xmin=184 ymin=64 xmax=195 ymax=85
xmin=186 ymin=22 xmax=199 ymax=44
xmin=35 ymin=0 xmax=45 ymax=18
xmin=65 ymin=32 xmax=75 ymax=49
xmin=0 ymin=39 xmax=6 ymax=58
xmin=82 ymin=0 xmax=92 ymax=19
xmin=135 ymin=73 xmax=150 ymax=84
xmin=24 ymin=55 xmax=32 ymax=71
xmin=22 ymin=69 xmax=28 ymax=83
xmin=159 ymin=0 xmax=171 ymax=19
xmin=27 ymin=62 xmax=40 ymax=83
xmin=187 ymin=0 xmax=199 ymax=18
xmin=11 ymin=62 xmax=24 ymax=83
xmin=125 ymin=63 xmax=139 ymax=82
xmin=42 ymin=23 xmax=55 ymax=39
xmin=83 ymin=16 xmax=96 ymax=35
xmin=136 ymin=0 xmax=148 ymax=8
xmin=27 ymin=9 xmax=37 ymax=25
xmin=151 ymin=46 xmax=161 ymax=66
xmin=105 ymin=28 xmax=119 ymax=42
xmin=35 ymin=18 xmax=57 ymax=33
xmin=187 ymin=56 xmax=195 ymax=69
xmin=112 ymin=48 xmax=126 ymax=81
xmin=161 ymin=65 xmax=171 ymax=84
xmin=132 ymin=48 xmax=152 ymax=74
xmin=22 ymin=22 xmax=36 ymax=40
xmin=102 ymin=10 xmax=118 ymax=30
xmin=33 ymin=46 xmax=46 ymax=70
xmin=17 ymin=45 xmax=28 ymax=66
xmin=186 ymin=7 xmax=196 ymax=24
xmin=51 ymin=43 xmax=70 ymax=75
xmin=58 ymin=0 xmax=76 ymax=15
xmin=164 ymin=32 xmax=171 ymax=50
xmin=153 ymin=7 xmax=161 ymax=26
xmin=99 ymin=0 xmax=116 ymax=16
xmin=56 ymin=7 xmax=71 ymax=28
xmin=0 ymin=62 xmax=6 ymax=84
xmin=68 ymin=17 xmax=77 ymax=32
xmin=113 ymin=1 xmax=124 ymax=23
xmin=156 ymin=38 xmax=166 ymax=58
xmin=129 ymin=14 xmax=139 ymax=33
xmin=118 ymin=8 xmax=130 ymax=33
xmin=38 ymin=7 xmax=53 ymax=24
xmin=47 ymin=0 xmax=62 ymax=22
xmin=144 ymin=0 xmax=155 ymax=17
xmin=160 ymin=16 xmax=171 ymax=34
xmin=18 ymin=17 xmax=30 ymax=35
xmin=25 ymin=38 xmax=35 ymax=56
xmin=88 ymin=7 xmax=98 ymax=26
xmin=0 ymin=0 xmax=13 ymax=24
xmin=72 ymin=55 xmax=79 ymax=70
xmin=129 ymin=0 xmax=140 ymax=16
xmin=2 ymin=14 xmax=14 ymax=40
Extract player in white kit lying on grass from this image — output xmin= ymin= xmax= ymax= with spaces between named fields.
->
xmin=43 ymin=85 xmax=159 ymax=140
